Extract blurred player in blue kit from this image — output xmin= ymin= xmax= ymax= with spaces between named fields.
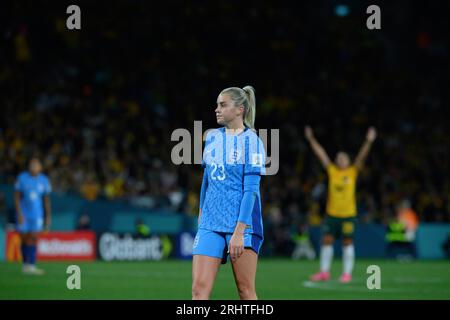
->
xmin=192 ymin=86 xmax=266 ymax=300
xmin=14 ymin=158 xmax=52 ymax=275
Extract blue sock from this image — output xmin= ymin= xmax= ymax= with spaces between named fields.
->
xmin=29 ymin=245 xmax=37 ymax=265
xmin=21 ymin=244 xmax=29 ymax=264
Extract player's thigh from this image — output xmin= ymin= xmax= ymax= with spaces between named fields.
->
xmin=341 ymin=217 xmax=356 ymax=244
xmin=17 ymin=216 xmax=29 ymax=235
xmin=192 ymin=229 xmax=226 ymax=287
xmin=21 ymin=217 xmax=43 ymax=234
xmin=230 ymin=249 xmax=258 ymax=289
xmin=192 ymin=254 xmax=222 ymax=289
xmin=18 ymin=217 xmax=35 ymax=244
xmin=28 ymin=217 xmax=43 ymax=242
xmin=322 ymin=216 xmax=337 ymax=244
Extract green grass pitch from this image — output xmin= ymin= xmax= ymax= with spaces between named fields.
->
xmin=0 ymin=259 xmax=449 ymax=299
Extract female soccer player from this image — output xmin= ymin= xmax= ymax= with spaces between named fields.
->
xmin=305 ymin=126 xmax=376 ymax=283
xmin=15 ymin=157 xmax=52 ymax=275
xmin=192 ymin=86 xmax=266 ymax=300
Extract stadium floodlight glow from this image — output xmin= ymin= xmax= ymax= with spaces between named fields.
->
xmin=335 ymin=4 xmax=350 ymax=17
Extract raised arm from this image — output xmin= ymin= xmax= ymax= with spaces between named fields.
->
xmin=354 ymin=127 xmax=377 ymax=170
xmin=305 ymin=126 xmax=331 ymax=169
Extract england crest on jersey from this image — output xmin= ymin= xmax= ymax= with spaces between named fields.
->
xmin=229 ymin=148 xmax=241 ymax=164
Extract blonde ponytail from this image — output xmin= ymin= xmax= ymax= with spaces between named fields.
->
xmin=220 ymin=85 xmax=256 ymax=129
xmin=242 ymin=86 xmax=255 ymax=129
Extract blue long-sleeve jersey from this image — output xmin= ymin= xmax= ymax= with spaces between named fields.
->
xmin=199 ymin=127 xmax=266 ymax=238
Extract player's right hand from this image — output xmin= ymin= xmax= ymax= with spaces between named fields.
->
xmin=228 ymin=232 xmax=244 ymax=261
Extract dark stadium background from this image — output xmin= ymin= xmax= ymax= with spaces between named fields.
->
xmin=0 ymin=0 xmax=449 ymax=299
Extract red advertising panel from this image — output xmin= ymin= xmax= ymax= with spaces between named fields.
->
xmin=6 ymin=231 xmax=96 ymax=262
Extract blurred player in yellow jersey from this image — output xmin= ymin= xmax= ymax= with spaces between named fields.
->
xmin=305 ymin=126 xmax=377 ymax=283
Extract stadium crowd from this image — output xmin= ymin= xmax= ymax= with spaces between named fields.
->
xmin=1 ymin=2 xmax=448 ymax=253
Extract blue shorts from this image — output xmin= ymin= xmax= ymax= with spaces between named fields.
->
xmin=17 ymin=216 xmax=44 ymax=233
xmin=192 ymin=228 xmax=263 ymax=264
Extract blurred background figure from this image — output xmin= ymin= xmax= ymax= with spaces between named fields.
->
xmin=135 ymin=218 xmax=151 ymax=238
xmin=80 ymin=174 xmax=101 ymax=202
xmin=397 ymin=199 xmax=420 ymax=242
xmin=291 ymin=224 xmax=316 ymax=260
xmin=76 ymin=213 xmax=91 ymax=231
xmin=385 ymin=199 xmax=419 ymax=260
xmin=14 ymin=158 xmax=52 ymax=275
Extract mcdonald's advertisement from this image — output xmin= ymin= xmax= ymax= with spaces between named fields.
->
xmin=5 ymin=231 xmax=96 ymax=262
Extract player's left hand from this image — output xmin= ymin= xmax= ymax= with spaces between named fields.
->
xmin=228 ymin=232 xmax=244 ymax=261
